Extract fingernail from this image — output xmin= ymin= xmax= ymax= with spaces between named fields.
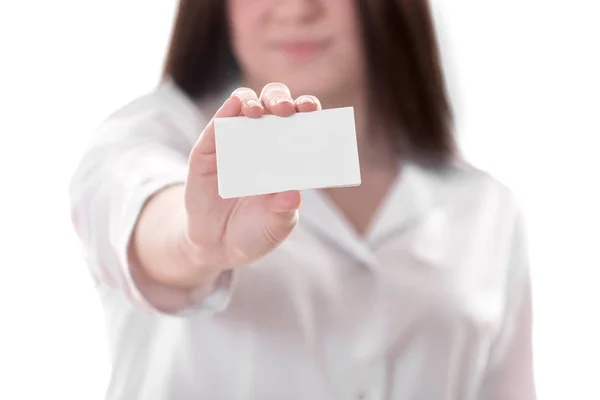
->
xmin=298 ymin=96 xmax=315 ymax=104
xmin=272 ymin=96 xmax=293 ymax=106
xmin=246 ymin=99 xmax=261 ymax=108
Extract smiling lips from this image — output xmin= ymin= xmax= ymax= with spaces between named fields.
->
xmin=275 ymin=39 xmax=331 ymax=62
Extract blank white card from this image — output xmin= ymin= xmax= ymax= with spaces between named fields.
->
xmin=214 ymin=106 xmax=361 ymax=199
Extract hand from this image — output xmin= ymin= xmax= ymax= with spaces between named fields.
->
xmin=183 ymin=82 xmax=322 ymax=270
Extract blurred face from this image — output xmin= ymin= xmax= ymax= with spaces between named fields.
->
xmin=227 ymin=0 xmax=366 ymax=102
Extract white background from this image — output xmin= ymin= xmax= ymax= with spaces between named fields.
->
xmin=0 ymin=1 xmax=598 ymax=399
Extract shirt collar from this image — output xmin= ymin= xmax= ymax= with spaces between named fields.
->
xmin=299 ymin=161 xmax=456 ymax=267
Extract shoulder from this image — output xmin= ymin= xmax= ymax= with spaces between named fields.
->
xmin=96 ymin=80 xmax=212 ymax=141
xmin=430 ymin=159 xmax=524 ymax=221
xmin=446 ymin=159 xmax=519 ymax=201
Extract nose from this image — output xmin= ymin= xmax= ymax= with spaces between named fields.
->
xmin=271 ymin=0 xmax=322 ymax=24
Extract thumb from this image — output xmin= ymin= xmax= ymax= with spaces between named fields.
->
xmin=267 ymin=190 xmax=302 ymax=213
xmin=263 ymin=190 xmax=302 ymax=244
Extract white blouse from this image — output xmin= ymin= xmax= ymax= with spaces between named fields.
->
xmin=69 ymin=81 xmax=536 ymax=400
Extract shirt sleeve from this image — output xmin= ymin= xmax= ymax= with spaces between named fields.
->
xmin=478 ymin=205 xmax=537 ymax=399
xmin=69 ymin=105 xmax=233 ymax=315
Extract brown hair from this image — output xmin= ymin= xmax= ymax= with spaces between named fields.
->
xmin=163 ymin=0 xmax=457 ymax=162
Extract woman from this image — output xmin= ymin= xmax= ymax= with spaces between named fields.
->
xmin=70 ymin=0 xmax=536 ymax=399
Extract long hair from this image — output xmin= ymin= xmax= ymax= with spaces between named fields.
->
xmin=162 ymin=0 xmax=457 ymax=162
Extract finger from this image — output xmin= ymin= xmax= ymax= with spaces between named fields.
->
xmin=259 ymin=82 xmax=296 ymax=117
xmin=266 ymin=190 xmax=302 ymax=213
xmin=191 ymin=96 xmax=242 ymax=159
xmin=231 ymin=87 xmax=264 ymax=118
xmin=264 ymin=191 xmax=301 ymax=245
xmin=264 ymin=208 xmax=299 ymax=246
xmin=294 ymin=95 xmax=322 ymax=113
